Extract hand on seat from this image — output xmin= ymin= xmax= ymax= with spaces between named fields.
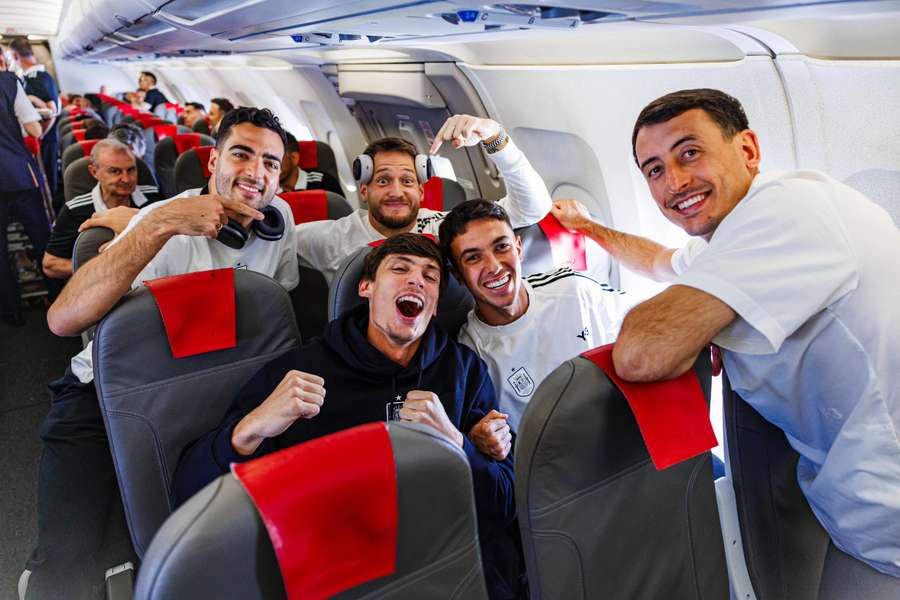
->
xmin=231 ymin=370 xmax=326 ymax=456
xmin=79 ymin=206 xmax=140 ymax=236
xmin=400 ymin=390 xmax=465 ymax=448
xmin=430 ymin=114 xmax=502 ymax=153
xmin=468 ymin=410 xmax=511 ymax=461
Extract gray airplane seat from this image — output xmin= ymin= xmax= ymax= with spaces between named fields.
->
xmin=191 ymin=117 xmax=212 ymax=135
xmin=72 ymin=226 xmax=115 ymax=272
xmin=328 ymin=243 xmax=474 ymax=338
xmin=154 ymin=133 xmax=215 ymax=198
xmin=134 ymin=421 xmax=488 ymax=600
xmin=421 ymin=177 xmax=467 ymax=211
xmin=174 ymin=146 xmax=214 ymax=194
xmin=516 ymin=350 xmax=729 ymax=599
xmin=64 ymin=156 xmax=158 ymax=203
xmin=723 ymin=378 xmax=900 ymax=600
xmin=92 ymin=269 xmax=302 ymax=558
xmin=296 ymin=140 xmax=340 ymax=187
xmin=60 ymin=122 xmax=103 ymax=151
xmin=515 ymin=213 xmax=589 ymax=277
xmin=61 ymin=139 xmax=101 ymax=173
xmin=279 ymin=190 xmax=353 ymax=339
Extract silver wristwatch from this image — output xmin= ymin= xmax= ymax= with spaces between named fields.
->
xmin=482 ymin=127 xmax=508 ymax=154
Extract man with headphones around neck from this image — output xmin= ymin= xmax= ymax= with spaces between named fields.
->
xmin=22 ymin=107 xmax=298 ymax=600
xmin=296 ymin=114 xmax=553 ymax=285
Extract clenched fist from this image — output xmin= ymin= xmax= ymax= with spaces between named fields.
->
xmin=399 ymin=390 xmax=464 ymax=448
xmin=468 ymin=410 xmax=511 ymax=460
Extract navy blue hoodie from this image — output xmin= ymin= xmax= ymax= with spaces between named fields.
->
xmin=173 ymin=305 xmax=524 ymax=598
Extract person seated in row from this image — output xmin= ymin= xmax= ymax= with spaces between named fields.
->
xmin=297 ymin=114 xmax=552 ymax=284
xmin=83 ymin=121 xmax=109 ymax=140
xmin=42 ymin=139 xmax=161 ymax=280
xmin=25 ymin=107 xmax=297 ymax=599
xmin=181 ymin=101 xmax=206 ymax=129
xmin=136 ymin=70 xmax=168 ymax=110
xmin=208 ymin=97 xmax=234 ymax=136
xmin=437 ymin=199 xmax=628 ymax=447
xmin=611 ymin=89 xmax=900 ymax=582
xmin=173 ymin=234 xmax=524 ymax=600
xmin=108 ymin=122 xmax=147 ymax=161
xmin=75 ymin=93 xmax=104 ymax=122
xmin=278 ymin=130 xmax=344 ymax=197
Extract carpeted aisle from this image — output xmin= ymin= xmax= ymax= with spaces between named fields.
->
xmin=0 ymin=304 xmax=82 ymax=599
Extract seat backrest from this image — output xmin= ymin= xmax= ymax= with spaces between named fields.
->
xmin=61 ymin=139 xmax=100 ymax=173
xmin=191 ymin=117 xmax=212 ymax=135
xmin=174 ymin=147 xmax=214 ymax=194
xmin=134 ymin=422 xmax=488 ymax=600
xmin=64 ymin=156 xmax=158 ymax=203
xmin=723 ymin=378 xmax=830 ymax=599
xmin=154 ymin=134 xmax=216 ymax=198
xmin=421 ymin=177 xmax=467 ymax=211
xmin=328 ymin=244 xmax=474 ymax=337
xmin=296 ymin=140 xmax=338 ymax=182
xmin=515 ymin=352 xmax=728 ymax=599
xmin=515 ymin=213 xmax=590 ymax=277
xmin=93 ymin=270 xmax=302 ymax=557
xmin=280 ymin=190 xmax=353 ymax=339
xmin=72 ymin=226 xmax=115 ymax=272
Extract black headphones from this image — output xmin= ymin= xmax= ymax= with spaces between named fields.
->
xmin=216 ymin=204 xmax=285 ymax=250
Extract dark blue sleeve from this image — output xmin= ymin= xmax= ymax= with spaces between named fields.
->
xmin=462 ymin=356 xmax=517 ymax=528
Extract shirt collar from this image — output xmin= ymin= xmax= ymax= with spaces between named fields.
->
xmin=23 ymin=64 xmax=45 ymax=77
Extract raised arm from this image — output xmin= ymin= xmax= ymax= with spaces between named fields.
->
xmin=551 ymin=199 xmax=678 ymax=281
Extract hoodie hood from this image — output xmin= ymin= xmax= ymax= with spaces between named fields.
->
xmin=322 ymin=304 xmax=448 ymax=384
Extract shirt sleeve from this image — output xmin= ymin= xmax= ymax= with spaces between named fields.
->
xmin=670 ymin=238 xmax=708 ymax=276
xmin=45 ymin=205 xmax=83 ymax=259
xmin=675 ymin=178 xmax=858 ymax=354
xmin=14 ymin=82 xmax=40 ymax=125
xmin=492 ymin=138 xmax=552 ymax=228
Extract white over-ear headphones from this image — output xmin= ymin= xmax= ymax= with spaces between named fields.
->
xmin=353 ymin=153 xmax=434 ymax=185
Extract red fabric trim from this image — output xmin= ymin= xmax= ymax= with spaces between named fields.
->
xmin=233 ymin=423 xmax=398 ymax=600
xmin=77 ymin=140 xmax=100 ymax=156
xmin=73 ymin=130 xmax=86 ymax=141
xmin=143 ymin=268 xmax=236 ymax=359
xmin=538 ymin=213 xmax=587 ymax=271
xmin=582 ymin=344 xmax=717 ymax=470
xmin=421 ymin=177 xmax=443 ymax=211
xmin=172 ymin=134 xmax=202 ymax=155
xmin=23 ymin=136 xmax=40 ymax=156
xmin=279 ymin=190 xmax=328 ymax=224
xmin=297 ymin=141 xmax=318 ymax=169
xmin=368 ymin=233 xmax=436 ymax=248
xmin=152 ymin=125 xmax=177 ymax=140
xmin=193 ymin=147 xmax=213 ymax=178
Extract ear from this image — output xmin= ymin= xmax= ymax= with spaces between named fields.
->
xmin=290 ymin=151 xmax=300 ymax=167
xmin=88 ymin=163 xmax=98 ymax=179
xmin=207 ymin=147 xmax=218 ymax=177
xmin=515 ymin=234 xmax=523 ymax=259
xmin=359 ymin=183 xmax=369 ymax=205
xmin=739 ymin=128 xmax=762 ymax=172
xmin=358 ymin=277 xmax=372 ymax=299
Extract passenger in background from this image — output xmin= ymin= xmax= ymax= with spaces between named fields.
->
xmin=208 ymin=96 xmax=234 ymax=136
xmin=615 ymin=88 xmax=900 ymax=583
xmin=174 ymin=233 xmax=524 ymax=600
xmin=108 ymin=122 xmax=147 ymax=160
xmin=297 ymin=114 xmax=552 ymax=284
xmin=83 ymin=121 xmax=109 ymax=140
xmin=129 ymin=89 xmax=151 ymax=112
xmin=439 ymin=200 xmax=626 ymax=449
xmin=23 ymin=107 xmax=297 ymax=600
xmin=42 ymin=139 xmax=160 ymax=279
xmin=181 ymin=101 xmax=206 ymax=128
xmin=137 ymin=70 xmax=168 ymax=110
xmin=9 ymin=38 xmax=59 ymax=199
xmin=278 ymin=130 xmax=343 ymax=196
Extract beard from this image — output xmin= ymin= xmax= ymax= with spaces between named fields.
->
xmin=369 ymin=200 xmax=419 ymax=231
xmin=215 ymin=172 xmax=273 ymax=210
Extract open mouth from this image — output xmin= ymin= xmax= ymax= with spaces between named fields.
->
xmin=395 ymin=294 xmax=424 ymax=318
xmin=483 ymin=272 xmax=511 ymax=291
xmin=670 ymin=192 xmax=708 ymax=216
xmin=235 ymin=180 xmax=263 ymax=197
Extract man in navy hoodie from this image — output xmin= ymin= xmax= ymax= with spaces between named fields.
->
xmin=174 ymin=233 xmax=524 ymax=599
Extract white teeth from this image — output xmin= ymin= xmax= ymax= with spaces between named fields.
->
xmin=484 ymin=273 xmax=510 ymax=289
xmin=397 ymin=295 xmax=423 ymax=308
xmin=676 ymin=194 xmax=704 ymax=210
xmin=237 ymin=182 xmax=260 ymax=193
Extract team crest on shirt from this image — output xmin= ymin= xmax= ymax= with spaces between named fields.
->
xmin=508 ymin=367 xmax=535 ymax=397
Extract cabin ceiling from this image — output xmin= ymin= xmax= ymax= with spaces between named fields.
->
xmin=0 ymin=0 xmax=64 ymax=37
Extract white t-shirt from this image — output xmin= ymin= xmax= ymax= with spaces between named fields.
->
xmin=458 ymin=268 xmax=627 ymax=430
xmin=670 ymin=237 xmax=707 ymax=276
xmin=675 ymin=169 xmax=900 ymax=576
xmin=296 ymin=138 xmax=552 ymax=285
xmin=14 ymin=81 xmax=40 ymax=127
xmin=70 ymin=188 xmax=299 ymax=383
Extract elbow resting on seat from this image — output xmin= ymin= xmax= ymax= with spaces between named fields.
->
xmin=612 ymin=344 xmax=661 ymax=382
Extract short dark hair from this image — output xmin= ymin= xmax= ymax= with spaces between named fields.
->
xmin=284 ymin=130 xmax=299 ymax=154
xmin=185 ymin=101 xmax=205 ymax=112
xmin=85 ymin=122 xmax=110 ymax=140
xmin=363 ymin=137 xmax=417 ymax=163
xmin=631 ymin=88 xmax=750 ymax=164
xmin=9 ymin=38 xmax=33 ymax=57
xmin=215 ymin=107 xmax=287 ymax=158
xmin=210 ymin=97 xmax=235 ymax=113
xmin=140 ymin=71 xmax=157 ymax=84
xmin=361 ymin=233 xmax=447 ymax=297
xmin=438 ymin=199 xmax=512 ymax=268
xmin=83 ymin=93 xmax=102 ymax=110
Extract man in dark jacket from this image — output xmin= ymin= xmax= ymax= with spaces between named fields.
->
xmin=174 ymin=233 xmax=524 ymax=599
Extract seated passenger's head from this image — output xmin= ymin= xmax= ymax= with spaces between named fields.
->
xmin=132 ymin=90 xmax=147 ymax=105
xmin=279 ymin=131 xmax=301 ymax=187
xmin=84 ymin=122 xmax=110 ymax=140
xmin=183 ymin=102 xmax=206 ymax=127
xmin=138 ymin=71 xmax=157 ymax=91
xmin=438 ymin=199 xmax=524 ymax=316
xmin=209 ymin=106 xmax=286 ymax=211
xmin=632 ymin=88 xmax=761 ymax=239
xmin=209 ymin=98 xmax=234 ymax=127
xmin=108 ymin=123 xmax=146 ymax=159
xmin=358 ymin=233 xmax=446 ymax=348
xmin=82 ymin=93 xmax=102 ymax=112
xmin=359 ymin=137 xmax=427 ymax=232
xmin=89 ymin=139 xmax=137 ymax=201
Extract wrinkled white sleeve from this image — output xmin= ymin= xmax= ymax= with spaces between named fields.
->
xmin=492 ymin=138 xmax=552 ymax=228
xmin=14 ymin=82 xmax=40 ymax=125
xmin=670 ymin=238 xmax=708 ymax=276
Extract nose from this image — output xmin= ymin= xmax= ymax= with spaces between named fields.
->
xmin=665 ymin=162 xmax=691 ymax=195
xmin=242 ymin=155 xmax=266 ymax=181
xmin=484 ymin=251 xmax=502 ymax=274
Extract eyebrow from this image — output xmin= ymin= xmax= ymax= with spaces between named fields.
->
xmin=374 ymin=165 xmax=415 ymax=175
xmin=227 ymin=143 xmax=282 ymax=164
xmin=459 ymin=235 xmax=510 ymax=258
xmin=387 ymin=255 xmax=440 ymax=271
xmin=638 ymin=135 xmax=698 ymax=171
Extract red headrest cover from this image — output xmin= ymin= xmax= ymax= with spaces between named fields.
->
xmin=172 ymin=133 xmax=202 ymax=155
xmin=421 ymin=177 xmax=443 ymax=211
xmin=77 ymin=139 xmax=100 ymax=156
xmin=297 ymin=140 xmax=318 ymax=170
xmin=73 ymin=130 xmax=86 ymax=141
xmin=279 ymin=190 xmax=328 ymax=224
xmin=143 ymin=268 xmax=237 ymax=359
xmin=233 ymin=422 xmax=398 ymax=599
xmin=152 ymin=125 xmax=177 ymax=141
xmin=537 ymin=213 xmax=587 ymax=271
xmin=193 ymin=146 xmax=214 ymax=179
xmin=582 ymin=344 xmax=717 ymax=470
